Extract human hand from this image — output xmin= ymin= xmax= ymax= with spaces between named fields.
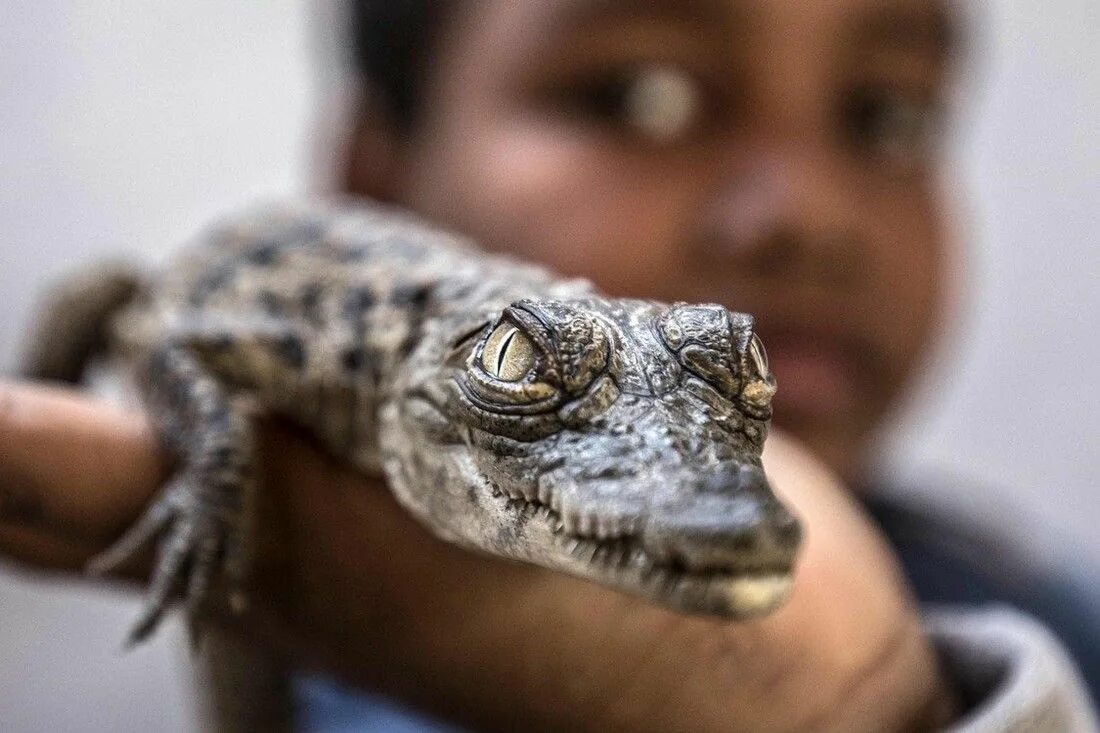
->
xmin=0 ymin=380 xmax=953 ymax=731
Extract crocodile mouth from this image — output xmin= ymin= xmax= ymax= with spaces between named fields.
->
xmin=488 ymin=486 xmax=795 ymax=618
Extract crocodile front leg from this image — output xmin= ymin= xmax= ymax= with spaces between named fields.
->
xmin=90 ymin=340 xmax=257 ymax=646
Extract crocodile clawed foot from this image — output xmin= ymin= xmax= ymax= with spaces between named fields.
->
xmin=87 ymin=472 xmax=246 ymax=649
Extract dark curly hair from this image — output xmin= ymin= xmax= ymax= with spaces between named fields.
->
xmin=348 ymin=0 xmax=456 ymax=130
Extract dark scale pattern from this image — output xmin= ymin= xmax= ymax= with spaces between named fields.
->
xmin=244 ymin=241 xmax=281 ymax=266
xmin=341 ymin=347 xmax=366 ymax=372
xmin=256 ymin=290 xmax=284 ymax=317
xmin=274 ymin=333 xmax=306 ymax=369
xmin=188 ymin=264 xmax=237 ymax=307
xmin=342 ymin=286 xmax=376 ymax=322
xmin=299 ymin=283 xmax=324 ymax=323
xmin=391 ymin=281 xmax=431 ymax=307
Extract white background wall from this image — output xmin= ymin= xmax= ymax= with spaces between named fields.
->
xmin=882 ymin=0 xmax=1099 ymax=550
xmin=0 ymin=1 xmax=1096 ymax=730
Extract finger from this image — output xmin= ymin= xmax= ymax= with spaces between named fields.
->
xmin=0 ymin=380 xmax=167 ymax=546
xmin=0 ymin=523 xmax=101 ymax=572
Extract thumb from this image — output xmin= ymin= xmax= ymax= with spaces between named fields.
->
xmin=0 ymin=380 xmax=166 ymax=568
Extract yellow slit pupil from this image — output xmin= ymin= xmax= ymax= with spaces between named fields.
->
xmin=482 ymin=324 xmax=535 ymax=382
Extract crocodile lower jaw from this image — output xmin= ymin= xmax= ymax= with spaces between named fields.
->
xmin=704 ymin=573 xmax=794 ymax=616
xmin=492 ymin=489 xmax=794 ymax=617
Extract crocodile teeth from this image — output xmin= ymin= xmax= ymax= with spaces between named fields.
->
xmin=557 ymin=513 xmax=638 ymax=541
xmin=629 ymin=547 xmax=649 ymax=568
xmin=577 ymin=513 xmax=594 ymax=535
xmin=596 ymin=516 xmax=629 ymax=540
xmin=537 ymin=482 xmax=554 ymax=505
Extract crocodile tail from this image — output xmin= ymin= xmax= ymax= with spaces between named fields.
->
xmin=20 ymin=263 xmax=143 ymax=384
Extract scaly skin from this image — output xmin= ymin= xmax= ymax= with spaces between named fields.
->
xmin=25 ymin=198 xmax=801 ymax=644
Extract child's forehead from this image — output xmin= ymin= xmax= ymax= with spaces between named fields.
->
xmin=451 ymin=0 xmax=960 ymax=63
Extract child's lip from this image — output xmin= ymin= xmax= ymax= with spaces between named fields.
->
xmin=762 ymin=333 xmax=862 ymax=418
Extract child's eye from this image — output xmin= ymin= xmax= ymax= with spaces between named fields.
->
xmin=568 ymin=64 xmax=705 ymax=144
xmin=843 ymin=86 xmax=943 ymax=170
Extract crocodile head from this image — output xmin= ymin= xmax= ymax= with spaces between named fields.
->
xmin=383 ymin=297 xmax=801 ymax=618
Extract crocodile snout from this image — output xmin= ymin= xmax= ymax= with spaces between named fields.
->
xmin=642 ymin=463 xmax=801 ymax=573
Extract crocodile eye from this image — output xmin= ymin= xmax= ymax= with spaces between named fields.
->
xmin=482 ymin=324 xmax=536 ymax=382
xmin=748 ymin=334 xmax=769 ymax=377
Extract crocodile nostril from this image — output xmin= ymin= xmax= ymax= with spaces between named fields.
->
xmin=699 ymin=462 xmax=768 ymax=495
xmin=771 ymin=508 xmax=802 ymax=551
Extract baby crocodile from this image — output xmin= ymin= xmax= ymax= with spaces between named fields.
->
xmin=22 ymin=199 xmax=801 ymax=644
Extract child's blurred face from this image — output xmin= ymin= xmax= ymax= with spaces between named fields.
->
xmin=364 ymin=0 xmax=958 ymax=480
